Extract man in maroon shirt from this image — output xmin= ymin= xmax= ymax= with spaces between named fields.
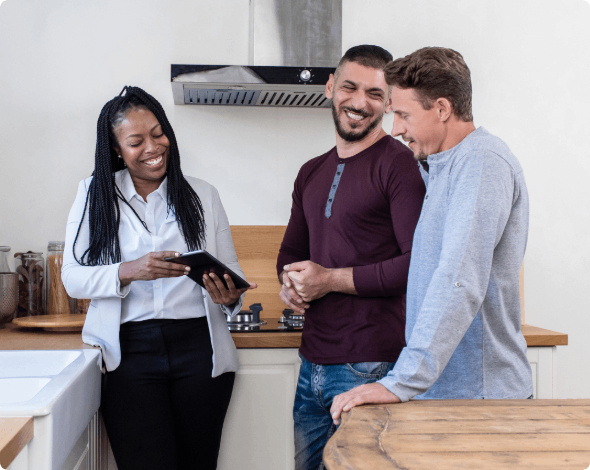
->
xmin=277 ymin=45 xmax=425 ymax=470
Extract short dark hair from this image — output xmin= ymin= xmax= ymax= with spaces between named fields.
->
xmin=385 ymin=47 xmax=473 ymax=122
xmin=334 ymin=44 xmax=393 ymax=81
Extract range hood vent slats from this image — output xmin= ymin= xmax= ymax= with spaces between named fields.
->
xmin=181 ymin=86 xmax=331 ymax=108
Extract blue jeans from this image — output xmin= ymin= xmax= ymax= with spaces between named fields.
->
xmin=293 ymin=355 xmax=396 ymax=470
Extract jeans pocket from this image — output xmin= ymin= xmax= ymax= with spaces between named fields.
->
xmin=345 ymin=362 xmax=389 ymax=379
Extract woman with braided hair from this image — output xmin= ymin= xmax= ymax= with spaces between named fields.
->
xmin=62 ymin=86 xmax=256 ymax=470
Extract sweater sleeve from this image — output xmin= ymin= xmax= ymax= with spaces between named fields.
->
xmin=61 ymin=179 xmax=131 ymax=300
xmin=378 ymin=151 xmax=515 ymax=401
xmin=276 ymin=167 xmax=311 ymax=278
xmin=352 ymin=154 xmax=425 ymax=297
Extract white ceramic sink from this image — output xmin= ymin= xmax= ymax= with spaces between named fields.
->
xmin=0 ymin=377 xmax=52 ymax=404
xmin=0 ymin=350 xmax=81 ymax=378
xmin=0 ymin=349 xmax=101 ymax=470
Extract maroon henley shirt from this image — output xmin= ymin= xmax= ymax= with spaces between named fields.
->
xmin=277 ymin=135 xmax=425 ymax=364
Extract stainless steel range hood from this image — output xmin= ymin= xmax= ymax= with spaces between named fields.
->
xmin=171 ymin=0 xmax=341 ymax=108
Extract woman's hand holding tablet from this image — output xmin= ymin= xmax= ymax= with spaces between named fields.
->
xmin=165 ymin=250 xmax=257 ymax=306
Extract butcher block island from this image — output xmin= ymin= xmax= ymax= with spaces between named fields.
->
xmin=324 ymin=399 xmax=590 ymax=470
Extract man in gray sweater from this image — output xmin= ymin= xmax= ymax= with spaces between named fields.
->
xmin=331 ymin=47 xmax=533 ymax=423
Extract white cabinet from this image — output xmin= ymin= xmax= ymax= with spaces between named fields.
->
xmin=527 ymin=346 xmax=556 ymax=398
xmin=58 ymin=412 xmax=106 ymax=470
xmin=218 ymin=349 xmax=301 ymax=470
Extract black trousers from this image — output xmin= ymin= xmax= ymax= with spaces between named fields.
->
xmin=101 ymin=317 xmax=235 ymax=470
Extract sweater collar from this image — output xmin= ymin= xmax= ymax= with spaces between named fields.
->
xmin=425 ymin=126 xmax=486 ymax=174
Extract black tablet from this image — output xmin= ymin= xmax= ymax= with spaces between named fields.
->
xmin=165 ymin=250 xmax=249 ymax=290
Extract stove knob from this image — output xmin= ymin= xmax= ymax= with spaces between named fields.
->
xmin=299 ymin=70 xmax=311 ymax=82
xmin=249 ymin=303 xmax=263 ymax=323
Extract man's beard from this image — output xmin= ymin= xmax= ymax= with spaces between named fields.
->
xmin=415 ymin=151 xmax=428 ymax=161
xmin=331 ymin=103 xmax=383 ymax=142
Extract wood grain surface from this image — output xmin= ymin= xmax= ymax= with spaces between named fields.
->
xmin=231 ymin=225 xmax=287 ymax=317
xmin=324 ymin=400 xmax=590 ymax=470
xmin=521 ymin=324 xmax=568 ymax=346
xmin=12 ymin=313 xmax=86 ymax=330
xmin=0 ymin=417 xmax=33 ymax=469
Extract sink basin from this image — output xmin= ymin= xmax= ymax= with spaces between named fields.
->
xmin=0 ymin=377 xmax=51 ymax=404
xmin=0 ymin=349 xmax=101 ymax=470
xmin=0 ymin=350 xmax=81 ymax=378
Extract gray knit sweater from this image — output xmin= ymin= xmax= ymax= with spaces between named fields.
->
xmin=379 ymin=127 xmax=533 ymax=401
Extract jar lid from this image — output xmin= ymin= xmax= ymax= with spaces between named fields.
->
xmin=0 ymin=246 xmax=10 ymax=252
xmin=47 ymin=241 xmax=65 ymax=250
xmin=15 ymin=252 xmax=43 ymax=258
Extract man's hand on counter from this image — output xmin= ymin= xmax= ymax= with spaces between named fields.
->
xmin=330 ymin=383 xmax=401 ymax=425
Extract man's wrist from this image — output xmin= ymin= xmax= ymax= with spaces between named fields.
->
xmin=329 ymin=267 xmax=357 ymax=295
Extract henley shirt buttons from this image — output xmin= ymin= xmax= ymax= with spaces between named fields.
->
xmin=425 ymin=195 xmax=429 ymax=199
xmin=455 ymin=282 xmax=461 ymax=287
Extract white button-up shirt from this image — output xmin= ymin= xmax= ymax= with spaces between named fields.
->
xmin=62 ymin=170 xmax=244 ymax=374
xmin=117 ymin=170 xmax=206 ymax=323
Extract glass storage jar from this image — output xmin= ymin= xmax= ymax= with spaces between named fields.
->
xmin=46 ymin=241 xmax=76 ymax=315
xmin=14 ymin=251 xmax=45 ymax=317
xmin=0 ymin=246 xmax=19 ymax=327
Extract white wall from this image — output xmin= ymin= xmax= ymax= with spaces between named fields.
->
xmin=1 ymin=0 xmax=589 ymax=398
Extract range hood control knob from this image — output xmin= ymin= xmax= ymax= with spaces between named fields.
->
xmin=300 ymin=70 xmax=312 ymax=82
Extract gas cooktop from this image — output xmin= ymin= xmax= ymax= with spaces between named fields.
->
xmin=227 ymin=303 xmax=304 ymax=332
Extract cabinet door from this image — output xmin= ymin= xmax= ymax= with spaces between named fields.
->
xmin=58 ymin=422 xmax=89 ymax=470
xmin=217 ymin=349 xmax=301 ymax=470
xmin=526 ymin=346 xmax=556 ymax=399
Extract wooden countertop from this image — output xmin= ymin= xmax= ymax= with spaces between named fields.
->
xmin=324 ymin=399 xmax=590 ymax=469
xmin=521 ymin=324 xmax=568 ymax=346
xmin=0 ymin=417 xmax=33 ymax=469
xmin=0 ymin=322 xmax=566 ymax=350
xmin=0 ymin=322 xmax=302 ymax=350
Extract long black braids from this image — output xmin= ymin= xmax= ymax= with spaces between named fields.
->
xmin=73 ymin=86 xmax=206 ymax=266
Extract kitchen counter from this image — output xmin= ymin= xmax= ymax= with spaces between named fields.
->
xmin=0 ymin=321 xmax=302 ymax=350
xmin=0 ymin=322 xmax=566 ymax=350
xmin=323 ymin=399 xmax=590 ymax=469
xmin=0 ymin=417 xmax=33 ymax=469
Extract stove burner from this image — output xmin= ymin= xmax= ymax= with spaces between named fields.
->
xmin=228 ymin=323 xmax=262 ymax=331
xmin=227 ymin=303 xmax=267 ymax=330
xmin=278 ymin=309 xmax=304 ymax=329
